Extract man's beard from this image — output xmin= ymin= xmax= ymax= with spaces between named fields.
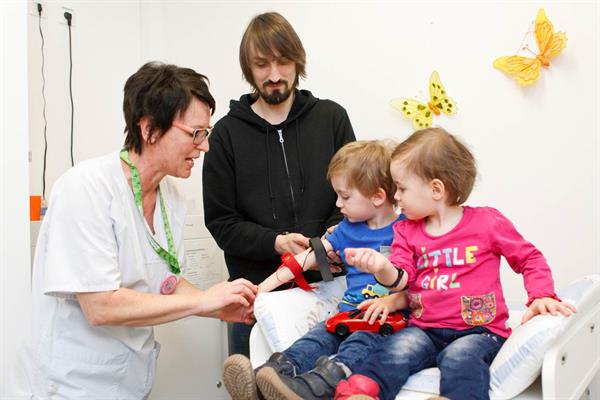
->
xmin=258 ymin=79 xmax=295 ymax=105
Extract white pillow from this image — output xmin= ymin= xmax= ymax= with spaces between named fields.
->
xmin=488 ymin=274 xmax=600 ymax=399
xmin=254 ymin=277 xmax=346 ymax=352
xmin=401 ymin=275 xmax=600 ymax=398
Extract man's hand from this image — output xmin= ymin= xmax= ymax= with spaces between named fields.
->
xmin=521 ymin=297 xmax=577 ymax=324
xmin=275 ymin=233 xmax=310 ymax=255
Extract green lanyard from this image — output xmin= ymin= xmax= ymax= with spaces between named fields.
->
xmin=120 ymin=149 xmax=180 ymax=275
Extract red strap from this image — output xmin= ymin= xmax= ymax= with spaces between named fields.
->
xmin=281 ymin=253 xmax=314 ymax=291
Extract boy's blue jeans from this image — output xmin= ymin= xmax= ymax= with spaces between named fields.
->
xmin=282 ymin=321 xmax=385 ymax=374
xmin=351 ymin=326 xmax=506 ymax=400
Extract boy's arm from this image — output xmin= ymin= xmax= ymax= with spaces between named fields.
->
xmin=258 ymin=239 xmax=334 ymax=293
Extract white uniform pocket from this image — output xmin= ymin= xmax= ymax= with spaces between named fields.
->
xmin=48 ymin=339 xmax=131 ymax=399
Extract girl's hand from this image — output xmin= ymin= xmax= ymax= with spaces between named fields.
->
xmin=344 ymin=248 xmax=390 ymax=274
xmin=521 ymin=297 xmax=577 ymax=324
xmin=358 ymin=296 xmax=395 ymax=325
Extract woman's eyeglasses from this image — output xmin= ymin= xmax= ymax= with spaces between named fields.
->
xmin=172 ymin=121 xmax=212 ymax=145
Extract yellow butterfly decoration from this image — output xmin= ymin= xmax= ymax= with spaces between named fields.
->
xmin=390 ymin=71 xmax=456 ymax=129
xmin=494 ymin=9 xmax=567 ymax=86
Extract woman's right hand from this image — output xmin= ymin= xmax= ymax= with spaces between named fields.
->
xmin=197 ymin=278 xmax=257 ymax=323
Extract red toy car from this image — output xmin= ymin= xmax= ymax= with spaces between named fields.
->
xmin=325 ymin=309 xmax=407 ymax=337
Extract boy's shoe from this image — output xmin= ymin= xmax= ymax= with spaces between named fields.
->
xmin=334 ymin=374 xmax=380 ymax=400
xmin=223 ymin=353 xmax=296 ymax=400
xmin=256 ymin=355 xmax=346 ymax=400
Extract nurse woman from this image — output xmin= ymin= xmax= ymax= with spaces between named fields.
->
xmin=14 ymin=62 xmax=257 ymax=399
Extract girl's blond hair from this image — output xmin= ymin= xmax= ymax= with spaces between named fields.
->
xmin=392 ymin=128 xmax=476 ymax=205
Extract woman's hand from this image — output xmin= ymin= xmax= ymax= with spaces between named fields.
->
xmin=521 ymin=297 xmax=577 ymax=324
xmin=198 ymin=278 xmax=258 ymax=323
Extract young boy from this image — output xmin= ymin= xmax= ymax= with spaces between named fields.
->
xmin=223 ymin=140 xmax=406 ymax=400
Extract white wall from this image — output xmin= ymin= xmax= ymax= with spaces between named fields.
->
xmin=28 ymin=1 xmax=142 ymax=199
xmin=140 ymin=1 xmax=600 ymax=302
xmin=1 ymin=2 xmax=32 ymax=396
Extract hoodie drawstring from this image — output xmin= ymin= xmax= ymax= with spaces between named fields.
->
xmin=266 ymin=126 xmax=277 ymax=220
xmin=295 ymin=119 xmax=305 ymax=195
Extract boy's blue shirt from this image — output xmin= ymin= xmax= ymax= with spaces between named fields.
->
xmin=325 ymin=214 xmax=405 ymax=311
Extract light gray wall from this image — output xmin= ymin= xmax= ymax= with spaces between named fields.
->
xmin=140 ymin=1 xmax=600 ymax=301
xmin=1 ymin=2 xmax=31 ymax=396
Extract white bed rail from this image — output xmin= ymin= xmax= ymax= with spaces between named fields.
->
xmin=541 ymin=302 xmax=600 ymax=399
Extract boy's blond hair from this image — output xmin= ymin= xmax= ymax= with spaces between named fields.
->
xmin=392 ymin=127 xmax=476 ymax=205
xmin=327 ymin=140 xmax=396 ymax=204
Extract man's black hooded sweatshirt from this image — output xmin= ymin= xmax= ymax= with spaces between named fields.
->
xmin=202 ymin=89 xmax=356 ymax=284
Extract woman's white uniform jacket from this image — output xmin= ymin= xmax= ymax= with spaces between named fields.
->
xmin=15 ymin=152 xmax=187 ymax=399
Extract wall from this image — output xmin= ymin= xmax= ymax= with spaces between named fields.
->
xmin=1 ymin=2 xmax=32 ymax=396
xmin=140 ymin=1 xmax=600 ymax=302
xmin=28 ymin=1 xmax=142 ymax=199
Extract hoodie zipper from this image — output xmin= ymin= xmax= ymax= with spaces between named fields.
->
xmin=277 ymin=129 xmax=298 ymax=224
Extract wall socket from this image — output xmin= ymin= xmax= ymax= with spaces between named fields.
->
xmin=28 ymin=1 xmax=47 ymax=19
xmin=59 ymin=7 xmax=75 ymax=28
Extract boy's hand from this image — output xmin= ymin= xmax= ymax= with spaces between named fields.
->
xmin=344 ymin=248 xmax=390 ymax=274
xmin=521 ymin=297 xmax=577 ymax=324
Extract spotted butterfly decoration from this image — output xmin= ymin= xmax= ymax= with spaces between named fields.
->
xmin=493 ymin=9 xmax=567 ymax=86
xmin=390 ymin=71 xmax=456 ymax=129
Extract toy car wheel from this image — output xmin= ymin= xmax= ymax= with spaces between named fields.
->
xmin=379 ymin=324 xmax=394 ymax=336
xmin=335 ymin=323 xmax=350 ymax=337
xmin=363 ymin=294 xmax=371 ymax=299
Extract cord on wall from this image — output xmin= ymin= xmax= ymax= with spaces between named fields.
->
xmin=64 ymin=11 xmax=74 ymax=166
xmin=37 ymin=3 xmax=48 ymax=199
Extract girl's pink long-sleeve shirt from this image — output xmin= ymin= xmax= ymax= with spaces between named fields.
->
xmin=390 ymin=206 xmax=558 ymax=338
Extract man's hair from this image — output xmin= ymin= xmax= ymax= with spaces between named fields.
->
xmin=392 ymin=127 xmax=476 ymax=205
xmin=327 ymin=140 xmax=397 ymax=204
xmin=239 ymin=12 xmax=306 ymax=92
xmin=123 ymin=61 xmax=215 ymax=154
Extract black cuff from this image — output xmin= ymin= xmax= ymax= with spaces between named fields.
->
xmin=375 ymin=268 xmax=404 ymax=289
xmin=309 ymin=237 xmax=334 ymax=282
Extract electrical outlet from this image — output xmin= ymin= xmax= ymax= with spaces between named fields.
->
xmin=59 ymin=6 xmax=75 ymax=28
xmin=28 ymin=1 xmax=47 ymax=19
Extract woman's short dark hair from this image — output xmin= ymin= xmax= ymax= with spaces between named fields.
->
xmin=123 ymin=61 xmax=216 ymax=154
xmin=239 ymin=12 xmax=306 ymax=93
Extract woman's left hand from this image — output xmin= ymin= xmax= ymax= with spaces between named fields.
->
xmin=521 ymin=297 xmax=577 ymax=324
